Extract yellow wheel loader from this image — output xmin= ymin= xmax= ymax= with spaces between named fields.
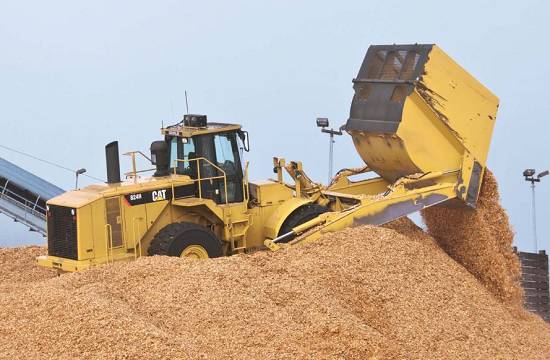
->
xmin=38 ymin=44 xmax=499 ymax=272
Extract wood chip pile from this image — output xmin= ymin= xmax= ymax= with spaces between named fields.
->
xmin=422 ymin=170 xmax=524 ymax=308
xmin=2 ymin=216 xmax=550 ymax=359
xmin=0 ymin=246 xmax=56 ymax=284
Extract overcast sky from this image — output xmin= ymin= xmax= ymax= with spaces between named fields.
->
xmin=1 ymin=0 xmax=549 ymax=252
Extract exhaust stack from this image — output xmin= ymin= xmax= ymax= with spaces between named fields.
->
xmin=150 ymin=141 xmax=170 ymax=177
xmin=105 ymin=141 xmax=121 ymax=184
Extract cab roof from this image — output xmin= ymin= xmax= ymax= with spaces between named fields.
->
xmin=161 ymin=122 xmax=241 ymax=138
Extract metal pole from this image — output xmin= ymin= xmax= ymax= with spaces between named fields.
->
xmin=328 ymin=132 xmax=334 ymax=184
xmin=532 ymin=181 xmax=538 ymax=252
xmin=185 ymin=91 xmax=189 ymax=114
xmin=75 ymin=174 xmax=78 ymax=190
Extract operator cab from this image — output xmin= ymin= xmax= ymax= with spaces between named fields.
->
xmin=153 ymin=114 xmax=249 ymax=204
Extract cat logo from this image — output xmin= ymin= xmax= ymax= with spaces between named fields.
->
xmin=152 ymin=189 xmax=167 ymax=202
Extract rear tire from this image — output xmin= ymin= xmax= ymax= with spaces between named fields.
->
xmin=278 ymin=204 xmax=328 ymax=242
xmin=148 ymin=222 xmax=223 ymax=259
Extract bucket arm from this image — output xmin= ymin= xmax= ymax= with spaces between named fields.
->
xmin=264 ymin=170 xmax=459 ymax=250
xmin=265 ymin=44 xmax=499 ymax=251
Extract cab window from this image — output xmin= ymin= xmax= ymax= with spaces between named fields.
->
xmin=168 ymin=132 xmax=244 ymax=203
xmin=214 ymin=133 xmax=243 ymax=203
xmin=169 ymin=137 xmax=195 ymax=176
xmin=181 ymin=138 xmax=197 ymax=176
xmin=215 ymin=134 xmax=238 ymax=177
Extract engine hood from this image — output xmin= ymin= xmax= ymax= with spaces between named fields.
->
xmin=46 ymin=185 xmax=106 ymax=209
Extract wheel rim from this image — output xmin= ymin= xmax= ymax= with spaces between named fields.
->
xmin=180 ymin=245 xmax=209 ymax=259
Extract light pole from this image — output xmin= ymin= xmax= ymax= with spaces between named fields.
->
xmin=75 ymin=168 xmax=87 ymax=190
xmin=316 ymin=118 xmax=343 ymax=184
xmin=523 ymin=168 xmax=549 ymax=252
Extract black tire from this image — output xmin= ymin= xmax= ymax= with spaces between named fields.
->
xmin=148 ymin=222 xmax=223 ymax=258
xmin=277 ymin=204 xmax=328 ymax=242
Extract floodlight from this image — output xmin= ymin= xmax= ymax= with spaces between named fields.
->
xmin=316 ymin=117 xmax=344 ymax=184
xmin=523 ymin=169 xmax=536 ymax=177
xmin=75 ymin=168 xmax=87 ymax=189
xmin=523 ymin=168 xmax=548 ymax=252
xmin=316 ymin=117 xmax=329 ymax=128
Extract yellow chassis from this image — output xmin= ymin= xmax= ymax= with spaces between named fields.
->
xmin=37 ymin=253 xmax=135 ymax=272
xmin=37 ymin=255 xmax=93 ymax=272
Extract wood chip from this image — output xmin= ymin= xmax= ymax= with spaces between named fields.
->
xmin=422 ymin=169 xmax=524 ymax=309
xmin=1 ymin=170 xmax=549 ymax=359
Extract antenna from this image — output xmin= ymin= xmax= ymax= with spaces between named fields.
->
xmin=169 ymin=99 xmax=176 ymax=121
xmin=185 ymin=91 xmax=189 ymax=114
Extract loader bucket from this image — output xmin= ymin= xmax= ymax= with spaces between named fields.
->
xmin=346 ymin=44 xmax=499 ymax=207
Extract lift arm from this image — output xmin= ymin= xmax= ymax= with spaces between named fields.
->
xmin=264 ymin=170 xmax=459 ymax=250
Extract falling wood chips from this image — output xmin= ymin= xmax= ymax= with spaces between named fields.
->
xmin=422 ymin=169 xmax=524 ymax=309
xmin=1 ymin=174 xmax=550 ymax=359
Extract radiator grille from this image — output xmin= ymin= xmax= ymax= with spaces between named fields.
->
xmin=47 ymin=205 xmax=78 ymax=260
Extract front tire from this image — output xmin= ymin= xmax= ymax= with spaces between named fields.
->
xmin=148 ymin=222 xmax=223 ymax=259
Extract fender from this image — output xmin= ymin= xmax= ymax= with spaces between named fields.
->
xmin=263 ymin=197 xmax=312 ymax=239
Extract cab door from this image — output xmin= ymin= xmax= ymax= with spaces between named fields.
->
xmin=193 ymin=132 xmax=244 ymax=204
xmin=213 ymin=132 xmax=244 ymax=203
xmin=105 ymin=197 xmax=124 ymax=249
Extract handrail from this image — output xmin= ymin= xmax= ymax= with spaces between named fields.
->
xmin=131 ymin=217 xmax=143 ymax=259
xmin=242 ymin=161 xmax=250 ymax=212
xmin=123 ymin=151 xmax=156 ymax=182
xmin=0 ymin=179 xmax=8 ymax=195
xmin=32 ymin=196 xmax=41 ymax=211
xmin=0 ymin=186 xmax=46 ymax=217
xmin=173 ymin=157 xmax=229 ymax=204
xmin=104 ymin=224 xmax=113 ymax=264
xmin=125 ymin=168 xmax=156 ymax=176
xmin=0 ymin=184 xmax=46 ymax=211
xmin=132 ymin=218 xmax=137 ymax=260
xmin=0 ymin=194 xmax=45 ymax=219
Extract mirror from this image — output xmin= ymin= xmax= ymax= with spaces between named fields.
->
xmin=238 ymin=130 xmax=250 ymax=152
